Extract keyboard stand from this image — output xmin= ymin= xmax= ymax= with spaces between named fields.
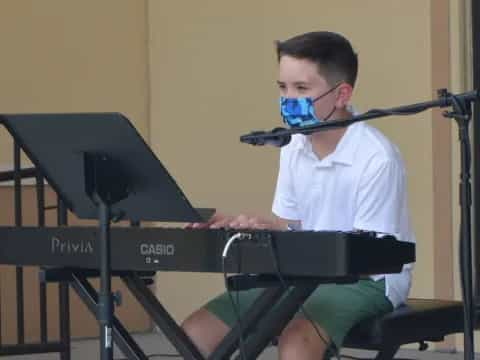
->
xmin=41 ymin=268 xmax=153 ymax=360
xmin=122 ymin=272 xmax=204 ymax=359
xmin=214 ymin=274 xmax=358 ymax=360
xmin=42 ymin=267 xmax=346 ymax=359
xmin=212 ymin=281 xmax=319 ymax=359
xmin=123 ymin=273 xmax=326 ymax=359
xmin=70 ymin=273 xmax=149 ymax=360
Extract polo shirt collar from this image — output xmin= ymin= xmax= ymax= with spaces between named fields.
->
xmin=297 ymin=121 xmax=364 ymax=167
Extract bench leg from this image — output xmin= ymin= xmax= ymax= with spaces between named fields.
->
xmin=374 ymin=344 xmax=400 ymax=360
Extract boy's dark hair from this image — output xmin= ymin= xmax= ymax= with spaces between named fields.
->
xmin=276 ymin=31 xmax=358 ymax=88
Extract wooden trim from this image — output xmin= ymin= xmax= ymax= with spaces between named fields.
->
xmin=431 ymin=0 xmax=455 ymax=350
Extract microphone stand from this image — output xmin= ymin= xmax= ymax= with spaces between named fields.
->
xmin=240 ymin=88 xmax=478 ymax=360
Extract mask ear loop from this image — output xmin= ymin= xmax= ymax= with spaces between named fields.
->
xmin=311 ymin=81 xmax=343 ymax=103
xmin=323 ymin=106 xmax=337 ymax=121
xmin=311 ymin=82 xmax=343 ymax=122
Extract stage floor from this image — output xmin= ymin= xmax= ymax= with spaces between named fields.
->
xmin=0 ymin=332 xmax=470 ymax=359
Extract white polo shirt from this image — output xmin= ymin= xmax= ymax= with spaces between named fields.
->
xmin=272 ymin=121 xmax=415 ymax=308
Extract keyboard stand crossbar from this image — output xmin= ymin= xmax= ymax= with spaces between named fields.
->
xmin=234 ymin=282 xmax=319 ymax=360
xmin=122 ymin=273 xmax=205 ymax=359
xmin=124 ymin=273 xmax=321 ymax=360
xmin=209 ymin=286 xmax=287 ymax=359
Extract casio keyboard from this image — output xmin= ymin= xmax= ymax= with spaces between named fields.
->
xmin=0 ymin=226 xmax=414 ymax=277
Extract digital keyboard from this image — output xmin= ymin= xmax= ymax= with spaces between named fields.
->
xmin=0 ymin=226 xmax=415 ymax=278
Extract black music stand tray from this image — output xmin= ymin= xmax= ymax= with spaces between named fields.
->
xmin=0 ymin=113 xmax=209 ymax=360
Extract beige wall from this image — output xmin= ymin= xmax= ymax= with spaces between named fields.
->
xmin=0 ymin=0 xmax=150 ymax=165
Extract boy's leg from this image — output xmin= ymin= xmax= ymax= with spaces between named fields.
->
xmin=278 ymin=279 xmax=393 ymax=360
xmin=183 ymin=279 xmax=392 ymax=358
xmin=278 ymin=317 xmax=331 ymax=360
xmin=182 ymin=288 xmax=264 ymax=356
xmin=181 ymin=308 xmax=230 ymax=357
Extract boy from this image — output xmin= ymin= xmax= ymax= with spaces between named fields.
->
xmin=183 ymin=31 xmax=415 ymax=359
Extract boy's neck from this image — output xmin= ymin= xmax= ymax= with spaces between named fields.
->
xmin=309 ymin=108 xmax=353 ymax=160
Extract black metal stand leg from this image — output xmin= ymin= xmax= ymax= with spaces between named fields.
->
xmin=83 ymin=152 xmax=133 ymax=360
xmin=459 ymin=120 xmax=475 ymax=360
xmin=71 ymin=273 xmax=148 ymax=360
xmin=13 ymin=142 xmax=25 ymax=345
xmin=98 ymin=202 xmax=113 ymax=360
xmin=442 ymin=92 xmax=476 ymax=360
xmin=59 ymin=283 xmax=71 ymax=360
xmin=233 ymin=282 xmax=319 ymax=360
xmin=57 ymin=197 xmax=71 ymax=360
xmin=122 ymin=273 xmax=205 ymax=360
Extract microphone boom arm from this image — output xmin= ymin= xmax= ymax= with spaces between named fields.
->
xmin=239 ymin=88 xmax=479 ymax=146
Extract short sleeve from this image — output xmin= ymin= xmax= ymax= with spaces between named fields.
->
xmin=353 ymin=157 xmax=405 ymax=234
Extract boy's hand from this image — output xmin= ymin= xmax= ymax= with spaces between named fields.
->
xmin=185 ymin=212 xmax=279 ymax=230
xmin=226 ymin=214 xmax=275 ymax=230
xmin=185 ymin=212 xmax=233 ymax=229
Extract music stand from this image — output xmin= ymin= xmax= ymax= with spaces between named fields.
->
xmin=0 ymin=112 xmax=211 ymax=360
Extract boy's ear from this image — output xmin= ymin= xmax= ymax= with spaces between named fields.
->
xmin=335 ymin=83 xmax=353 ymax=108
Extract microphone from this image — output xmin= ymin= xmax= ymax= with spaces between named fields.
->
xmin=240 ymin=127 xmax=292 ymax=147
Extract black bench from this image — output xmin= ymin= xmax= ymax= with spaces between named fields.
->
xmin=342 ymin=298 xmax=465 ymax=360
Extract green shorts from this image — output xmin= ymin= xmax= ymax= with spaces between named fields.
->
xmin=204 ymin=279 xmax=393 ymax=349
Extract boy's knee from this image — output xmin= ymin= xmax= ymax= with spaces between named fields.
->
xmin=278 ymin=318 xmax=330 ymax=359
xmin=181 ymin=308 xmax=230 ymax=357
xmin=181 ymin=311 xmax=201 ymax=337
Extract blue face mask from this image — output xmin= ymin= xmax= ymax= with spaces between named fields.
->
xmin=280 ymin=83 xmax=340 ymax=127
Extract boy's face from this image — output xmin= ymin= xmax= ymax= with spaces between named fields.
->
xmin=277 ymin=55 xmax=341 ymax=121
